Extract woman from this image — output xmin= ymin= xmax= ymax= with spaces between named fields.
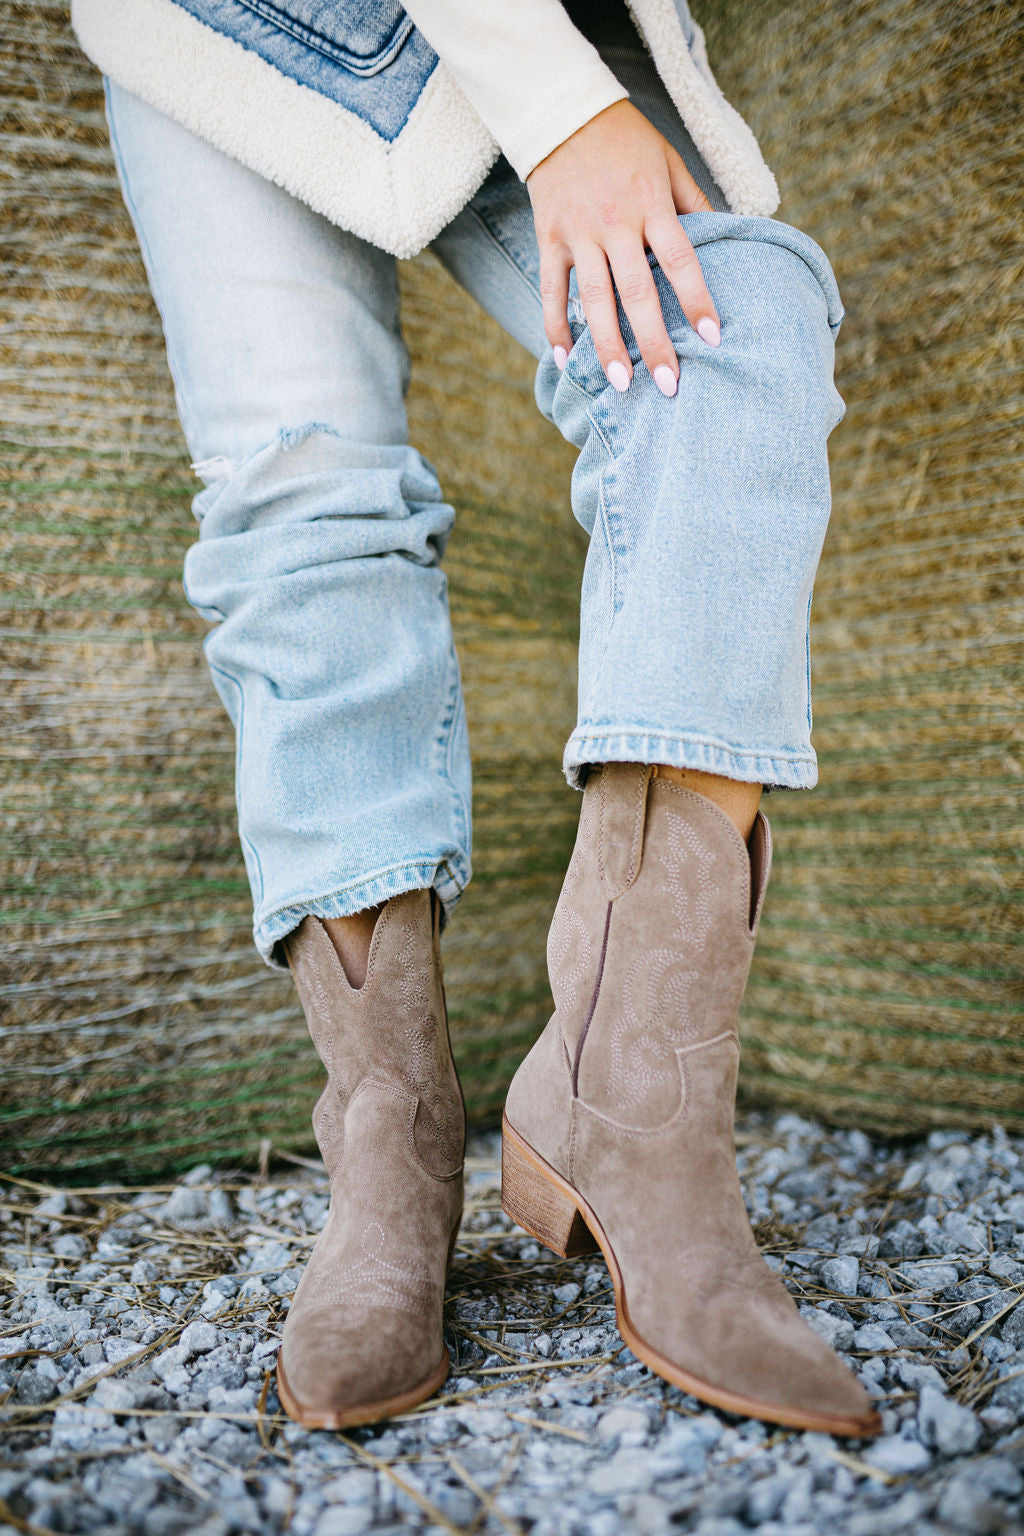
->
xmin=71 ymin=0 xmax=880 ymax=1437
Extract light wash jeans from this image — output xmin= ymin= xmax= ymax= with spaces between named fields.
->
xmin=104 ymin=45 xmax=844 ymax=966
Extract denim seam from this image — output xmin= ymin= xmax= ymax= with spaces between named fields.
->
xmin=576 ymin=468 xmax=619 ymax=730
xmin=551 ymin=344 xmax=618 ymax=445
xmin=568 ymin=730 xmax=817 ymax=765
xmin=598 ymin=455 xmax=634 ymax=619
xmin=570 ymin=387 xmax=621 ymax=729
xmin=438 ymin=856 xmax=463 ymax=892
xmin=436 ymin=627 xmax=472 ymax=864
xmin=805 ymin=588 xmax=814 ymax=734
xmin=563 ymin=732 xmax=818 ymax=792
xmin=597 ymin=465 xmax=619 ymax=619
xmin=207 ymin=662 xmax=265 ymax=905
xmin=585 ymin=393 xmax=617 ymax=458
xmin=560 ymin=359 xmax=618 ymax=415
xmin=234 ymin=0 xmax=414 ymax=74
xmin=466 ymin=206 xmax=543 ymax=307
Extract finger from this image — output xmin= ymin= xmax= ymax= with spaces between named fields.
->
xmin=667 ymin=150 xmax=715 ymax=215
xmin=645 ymin=212 xmax=721 ymax=349
xmin=607 ymin=240 xmax=680 ymax=398
xmin=538 ymin=244 xmax=574 ymax=369
xmin=574 ymin=246 xmax=632 ymax=391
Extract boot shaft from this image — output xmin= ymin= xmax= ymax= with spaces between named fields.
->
xmin=285 ymin=888 xmax=465 ymax=1179
xmin=502 ymin=767 xmax=879 ymax=1436
xmin=550 ymin=764 xmax=771 ymax=1129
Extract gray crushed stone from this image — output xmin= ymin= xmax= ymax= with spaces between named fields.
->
xmin=2 ymin=1114 xmax=1024 ymax=1534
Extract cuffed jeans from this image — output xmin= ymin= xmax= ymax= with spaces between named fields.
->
xmin=104 ymin=44 xmax=844 ymax=966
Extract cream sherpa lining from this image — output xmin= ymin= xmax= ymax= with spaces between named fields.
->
xmin=72 ymin=0 xmax=500 ymax=259
xmin=72 ymin=0 xmax=778 ymax=258
xmin=627 ymin=0 xmax=779 ymax=216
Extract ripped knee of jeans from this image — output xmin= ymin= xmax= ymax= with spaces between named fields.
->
xmin=181 ymin=422 xmax=455 ymax=620
xmin=187 ymin=421 xmax=451 ymax=539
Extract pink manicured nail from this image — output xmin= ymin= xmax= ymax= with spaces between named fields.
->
xmin=654 ymin=365 xmax=678 ymax=398
xmin=607 ymin=360 xmax=631 ymax=392
xmin=553 ymin=345 xmax=568 ymax=371
xmin=697 ymin=316 xmax=721 ymax=347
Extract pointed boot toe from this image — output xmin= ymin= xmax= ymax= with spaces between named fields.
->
xmin=503 ymin=765 xmax=882 ymax=1438
xmin=278 ymin=1301 xmax=449 ymax=1429
xmin=632 ymin=1256 xmax=880 ymax=1435
xmin=278 ymin=890 xmax=464 ymax=1429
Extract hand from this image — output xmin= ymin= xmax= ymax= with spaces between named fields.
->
xmin=526 ymin=100 xmax=721 ymax=397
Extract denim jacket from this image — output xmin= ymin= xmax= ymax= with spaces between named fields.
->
xmin=72 ymin=0 xmax=779 ymax=258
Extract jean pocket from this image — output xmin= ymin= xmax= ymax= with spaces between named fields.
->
xmin=234 ymin=0 xmax=414 ymax=75
xmin=563 ymin=331 xmax=615 ymax=402
xmin=562 ymin=288 xmax=618 ymax=401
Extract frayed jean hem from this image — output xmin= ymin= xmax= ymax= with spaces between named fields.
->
xmin=255 ymin=854 xmax=470 ymax=969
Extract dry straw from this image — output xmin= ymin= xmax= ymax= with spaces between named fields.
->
xmin=700 ymin=0 xmax=1024 ymax=1131
xmin=0 ymin=0 xmax=1021 ymax=1178
xmin=0 ymin=1127 xmax=1011 ymax=1448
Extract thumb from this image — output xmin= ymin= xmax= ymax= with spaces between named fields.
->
xmin=667 ymin=148 xmax=714 ymax=215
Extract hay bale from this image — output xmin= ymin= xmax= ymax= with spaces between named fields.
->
xmin=700 ymin=0 xmax=1024 ymax=1132
xmin=1 ymin=0 xmax=1020 ymax=1178
xmin=0 ymin=0 xmax=582 ymax=1177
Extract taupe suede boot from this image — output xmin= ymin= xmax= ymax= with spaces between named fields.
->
xmin=277 ymin=888 xmax=464 ymax=1428
xmin=503 ymin=764 xmax=881 ymax=1437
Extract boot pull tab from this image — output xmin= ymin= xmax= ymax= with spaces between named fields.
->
xmin=597 ymin=763 xmax=653 ymax=900
xmin=747 ymin=813 xmax=773 ymax=933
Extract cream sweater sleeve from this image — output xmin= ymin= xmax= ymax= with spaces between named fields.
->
xmin=399 ymin=0 xmax=629 ymax=180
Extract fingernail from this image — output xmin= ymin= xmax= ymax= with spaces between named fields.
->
xmin=553 ymin=345 xmax=568 ymax=371
xmin=607 ymin=360 xmax=631 ymax=392
xmin=654 ymin=364 xmax=678 ymax=398
xmin=697 ymin=317 xmax=721 ymax=348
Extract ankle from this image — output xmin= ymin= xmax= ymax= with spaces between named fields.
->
xmin=322 ymin=904 xmax=384 ymax=989
xmin=652 ymin=765 xmax=762 ymax=843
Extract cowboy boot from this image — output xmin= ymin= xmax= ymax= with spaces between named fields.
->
xmin=276 ymin=888 xmax=464 ymax=1429
xmin=503 ymin=764 xmax=880 ymax=1437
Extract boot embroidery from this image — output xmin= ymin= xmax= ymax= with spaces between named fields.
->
xmin=549 ymin=904 xmax=592 ymax=1016
xmin=659 ymin=812 xmax=716 ymax=948
xmin=394 ymin=918 xmax=462 ymax=1169
xmin=310 ymin=1220 xmax=435 ymax=1315
xmin=605 ymin=812 xmax=718 ymax=1116
xmin=311 ymin=1089 xmax=344 ymax=1171
xmin=404 ymin=1017 xmax=460 ymax=1165
xmin=611 ymin=950 xmax=703 ymax=1110
xmin=301 ymin=946 xmax=337 ymax=1062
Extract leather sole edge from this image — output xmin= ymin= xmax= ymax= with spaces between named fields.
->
xmin=276 ymin=1348 xmax=451 ymax=1431
xmin=501 ymin=1114 xmax=883 ymax=1440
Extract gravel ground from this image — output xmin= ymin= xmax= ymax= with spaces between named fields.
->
xmin=2 ymin=1114 xmax=1024 ymax=1536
